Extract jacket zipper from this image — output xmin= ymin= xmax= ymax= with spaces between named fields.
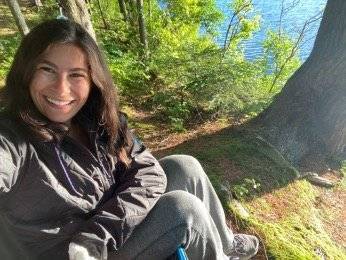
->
xmin=64 ymin=136 xmax=111 ymax=191
xmin=54 ymin=143 xmax=83 ymax=196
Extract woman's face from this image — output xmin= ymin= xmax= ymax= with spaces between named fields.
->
xmin=29 ymin=43 xmax=91 ymax=124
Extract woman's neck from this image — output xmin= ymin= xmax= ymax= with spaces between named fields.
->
xmin=68 ymin=122 xmax=91 ymax=149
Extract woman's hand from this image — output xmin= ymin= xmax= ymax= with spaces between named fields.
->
xmin=68 ymin=242 xmax=98 ymax=260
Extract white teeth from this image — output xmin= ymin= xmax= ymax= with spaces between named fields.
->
xmin=46 ymin=96 xmax=73 ymax=106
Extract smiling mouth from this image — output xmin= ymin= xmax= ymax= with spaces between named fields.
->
xmin=45 ymin=96 xmax=75 ymax=106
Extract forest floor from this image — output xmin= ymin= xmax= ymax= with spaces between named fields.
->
xmin=126 ymin=106 xmax=346 ymax=260
xmin=1 ymin=2 xmax=345 ymax=259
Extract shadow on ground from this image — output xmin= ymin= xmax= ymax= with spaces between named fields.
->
xmin=153 ymin=126 xmax=299 ymax=203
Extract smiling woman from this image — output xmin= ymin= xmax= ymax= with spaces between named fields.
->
xmin=0 ymin=19 xmax=258 ymax=260
xmin=29 ymin=44 xmax=91 ymax=125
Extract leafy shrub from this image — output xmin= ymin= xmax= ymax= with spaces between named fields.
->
xmin=0 ymin=34 xmax=20 ymax=85
xmin=232 ymin=178 xmax=261 ymax=199
xmin=0 ymin=0 xmax=303 ymax=130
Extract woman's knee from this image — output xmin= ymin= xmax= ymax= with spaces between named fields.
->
xmin=156 ymin=191 xmax=208 ymax=226
xmin=159 ymin=154 xmax=207 ymax=184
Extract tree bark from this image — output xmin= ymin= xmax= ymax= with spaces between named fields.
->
xmin=255 ymin=0 xmax=346 ymax=166
xmin=59 ymin=0 xmax=96 ymax=40
xmin=30 ymin=0 xmax=43 ymax=7
xmin=96 ymin=0 xmax=109 ymax=29
xmin=137 ymin=0 xmax=148 ymax=53
xmin=6 ymin=0 xmax=29 ymax=36
xmin=118 ymin=0 xmax=128 ymax=22
xmin=147 ymin=0 xmax=151 ymax=21
xmin=127 ymin=0 xmax=137 ymax=26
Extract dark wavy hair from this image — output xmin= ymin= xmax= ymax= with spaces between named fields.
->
xmin=1 ymin=19 xmax=130 ymax=162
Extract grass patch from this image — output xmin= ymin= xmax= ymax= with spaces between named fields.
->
xmin=0 ymin=4 xmax=17 ymax=36
xmin=236 ymin=181 xmax=346 ymax=259
xmin=339 ymin=160 xmax=346 ymax=189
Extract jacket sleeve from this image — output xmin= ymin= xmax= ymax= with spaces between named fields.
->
xmin=71 ymin=137 xmax=167 ymax=259
xmin=0 ymin=135 xmax=22 ymax=197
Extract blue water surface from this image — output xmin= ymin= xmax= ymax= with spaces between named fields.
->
xmin=216 ymin=0 xmax=327 ymax=61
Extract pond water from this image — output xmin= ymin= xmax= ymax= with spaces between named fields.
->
xmin=216 ymin=0 xmax=327 ymax=61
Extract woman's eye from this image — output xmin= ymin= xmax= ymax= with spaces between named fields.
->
xmin=39 ymin=66 xmax=55 ymax=73
xmin=71 ymin=73 xmax=83 ymax=78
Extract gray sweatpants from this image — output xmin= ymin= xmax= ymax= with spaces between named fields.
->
xmin=110 ymin=155 xmax=233 ymax=260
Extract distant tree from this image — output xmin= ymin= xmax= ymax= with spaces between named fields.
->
xmin=137 ymin=0 xmax=148 ymax=54
xmin=123 ymin=0 xmax=137 ymax=26
xmin=265 ymin=0 xmax=323 ymax=93
xmin=95 ymin=0 xmax=109 ymax=29
xmin=30 ymin=0 xmax=43 ymax=7
xmin=223 ymin=0 xmax=256 ymax=52
xmin=118 ymin=0 xmax=129 ymax=22
xmin=116 ymin=0 xmax=148 ymax=54
xmin=6 ymin=0 xmax=29 ymax=36
xmin=59 ymin=0 xmax=96 ymax=40
xmin=255 ymin=0 xmax=346 ymax=168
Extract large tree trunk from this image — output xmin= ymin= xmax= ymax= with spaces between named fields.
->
xmin=255 ymin=0 xmax=346 ymax=167
xmin=59 ymin=0 xmax=96 ymax=40
xmin=6 ymin=0 xmax=29 ymax=36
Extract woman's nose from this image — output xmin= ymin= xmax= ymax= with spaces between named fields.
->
xmin=54 ymin=74 xmax=70 ymax=95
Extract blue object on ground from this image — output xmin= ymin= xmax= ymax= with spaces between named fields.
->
xmin=176 ymin=246 xmax=188 ymax=260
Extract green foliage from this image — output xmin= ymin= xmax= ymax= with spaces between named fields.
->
xmin=152 ymin=88 xmax=191 ymax=131
xmin=207 ymin=55 xmax=267 ymax=116
xmin=0 ymin=0 xmax=302 ymax=129
xmin=232 ymin=178 xmax=261 ymax=199
xmin=0 ymin=34 xmax=20 ymax=85
xmin=341 ymin=160 xmax=346 ymax=176
xmin=144 ymin=0 xmax=299 ymax=126
xmin=225 ymin=0 xmax=261 ymax=49
xmin=105 ymin=45 xmax=150 ymax=98
xmin=145 ymin=0 xmax=264 ymax=124
xmin=90 ymin=0 xmax=124 ymax=28
xmin=339 ymin=160 xmax=346 ymax=189
xmin=161 ymin=0 xmax=223 ymax=34
xmin=33 ymin=0 xmax=57 ymax=23
xmin=262 ymin=30 xmax=301 ymax=93
xmin=0 ymin=0 xmax=60 ymax=85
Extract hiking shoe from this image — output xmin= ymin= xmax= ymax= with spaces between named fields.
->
xmin=228 ymin=234 xmax=259 ymax=260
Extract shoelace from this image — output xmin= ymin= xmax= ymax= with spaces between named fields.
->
xmin=233 ymin=236 xmax=246 ymax=254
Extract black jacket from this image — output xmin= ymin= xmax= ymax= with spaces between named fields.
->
xmin=0 ymin=115 xmax=167 ymax=259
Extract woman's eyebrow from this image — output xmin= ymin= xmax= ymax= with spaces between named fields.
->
xmin=70 ymin=68 xmax=89 ymax=73
xmin=39 ymin=59 xmax=88 ymax=73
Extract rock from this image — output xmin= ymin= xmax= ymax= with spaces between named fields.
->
xmin=229 ymin=199 xmax=250 ymax=219
xmin=300 ymin=172 xmax=335 ymax=188
xmin=314 ymin=247 xmax=327 ymax=260
xmin=298 ymin=171 xmax=318 ymax=179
